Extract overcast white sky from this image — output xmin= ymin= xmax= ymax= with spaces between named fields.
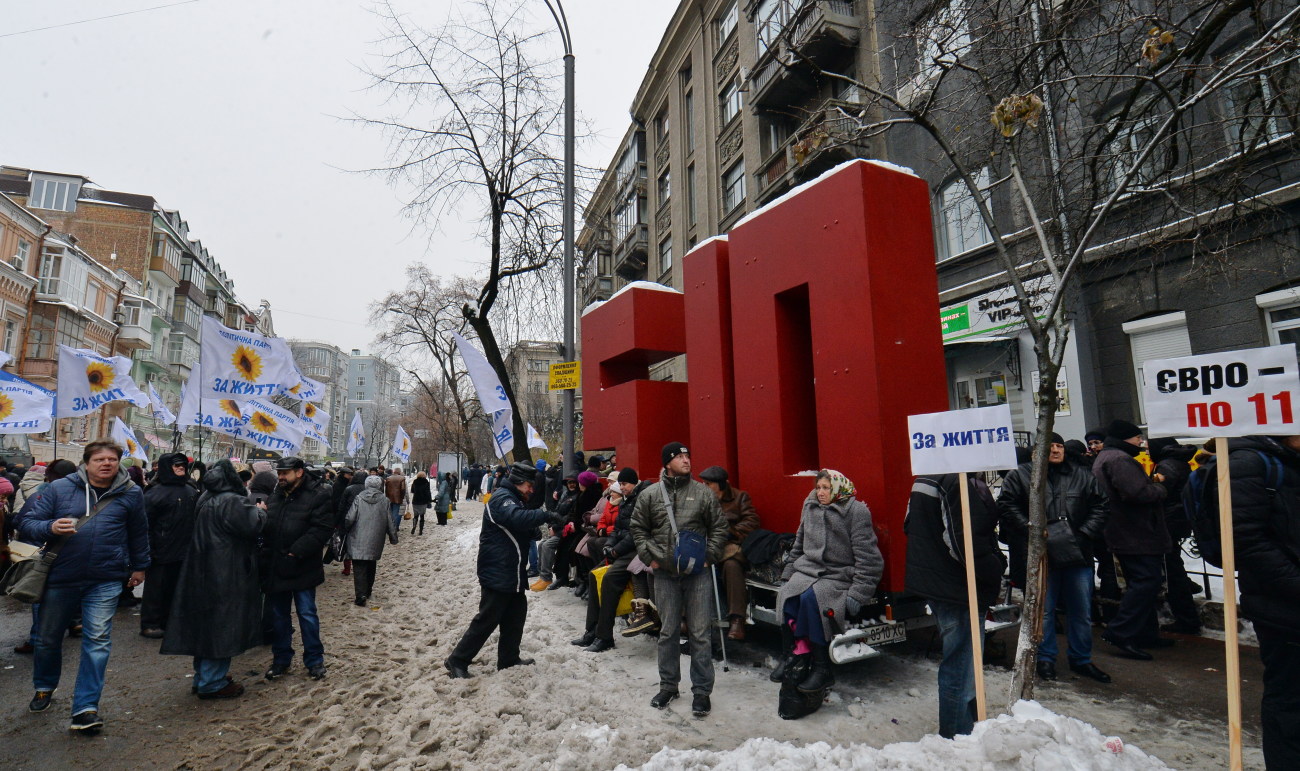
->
xmin=0 ymin=0 xmax=676 ymax=351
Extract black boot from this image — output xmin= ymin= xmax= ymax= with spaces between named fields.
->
xmin=769 ymin=623 xmax=796 ymax=683
xmin=797 ymin=644 xmax=835 ymax=693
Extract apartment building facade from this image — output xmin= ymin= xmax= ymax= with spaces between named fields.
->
xmin=346 ymin=348 xmax=402 ymax=464
xmin=290 ymin=339 xmax=351 ymax=460
xmin=504 ymin=339 xmax=564 ymax=435
xmin=579 ymin=0 xmax=1300 ymax=439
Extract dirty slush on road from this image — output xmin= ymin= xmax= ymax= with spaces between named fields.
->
xmin=0 ymin=499 xmax=1260 ymax=769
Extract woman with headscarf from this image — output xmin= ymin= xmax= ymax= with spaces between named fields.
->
xmin=410 ymin=471 xmax=432 ymax=534
xmin=434 ymin=472 xmax=454 ymax=527
xmin=774 ymin=469 xmax=883 ymax=696
xmin=343 ymin=475 xmax=399 ymax=606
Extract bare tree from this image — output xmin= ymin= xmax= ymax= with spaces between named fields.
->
xmin=780 ymin=0 xmax=1299 ymax=703
xmin=360 ymin=0 xmax=575 ymax=463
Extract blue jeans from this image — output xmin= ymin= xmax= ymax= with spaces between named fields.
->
xmin=1038 ymin=564 xmax=1095 ymax=665
xmin=528 ymin=540 xmax=539 ymax=574
xmin=34 ymin=581 xmax=122 ymax=715
xmin=930 ymin=600 xmax=986 ymax=739
xmin=193 ymin=657 xmax=232 ymax=693
xmin=268 ymin=589 xmax=324 ymax=668
xmin=389 ymin=503 xmax=403 ymax=532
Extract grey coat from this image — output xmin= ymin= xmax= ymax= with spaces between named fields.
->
xmin=344 ymin=477 xmax=398 ymax=560
xmin=777 ymin=492 xmax=884 ymax=641
xmin=630 ymin=472 xmax=729 ymax=576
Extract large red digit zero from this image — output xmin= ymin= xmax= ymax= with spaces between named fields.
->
xmin=581 ymin=160 xmax=947 ymax=592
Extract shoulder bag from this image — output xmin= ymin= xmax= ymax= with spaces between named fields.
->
xmin=662 ymin=485 xmax=707 ymax=575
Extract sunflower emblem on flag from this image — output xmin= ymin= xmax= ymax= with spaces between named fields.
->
xmin=304 ymin=403 xmax=317 ymax=419
xmin=219 ymin=400 xmax=244 ymax=419
xmin=289 ymin=382 xmax=302 ymax=395
xmin=250 ymin=411 xmax=278 ymax=433
xmin=231 ymin=345 xmax=263 ymax=382
xmin=126 ymin=437 xmax=139 ymax=456
xmin=0 ymin=393 xmax=13 ymax=421
xmin=85 ymin=361 xmax=115 ymax=393
xmin=401 ymin=437 xmax=410 ymax=453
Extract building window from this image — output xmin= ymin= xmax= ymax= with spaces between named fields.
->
xmin=755 ymin=0 xmax=795 ymax=56
xmin=722 ymin=160 xmax=746 ymax=213
xmin=358 ymin=377 xmax=367 ymax=387
xmin=1123 ymin=311 xmax=1192 ymax=422
xmin=917 ymin=0 xmax=972 ymax=85
xmin=716 ymin=1 xmax=738 ymax=47
xmin=1258 ymin=288 xmax=1300 ymax=356
xmin=613 ymin=191 xmax=643 ymax=244
xmin=683 ymin=90 xmax=695 ymax=153
xmin=657 ymin=169 xmax=671 ymax=208
xmin=761 ymin=116 xmax=792 ymax=158
xmin=687 ymin=165 xmax=697 ymax=226
xmin=1222 ymin=68 xmax=1288 ymax=152
xmin=13 ymin=239 xmax=30 ymax=271
xmin=659 ymin=237 xmax=673 ymax=276
xmin=719 ymin=76 xmax=742 ymax=126
xmin=86 ymin=281 xmax=102 ymax=317
xmin=935 ymin=169 xmax=992 ymax=260
xmin=654 ymin=109 xmax=669 ymax=147
xmin=1 ymin=319 xmax=14 ymax=358
xmin=28 ymin=175 xmax=81 ymax=213
xmin=25 ymin=308 xmax=56 ymax=360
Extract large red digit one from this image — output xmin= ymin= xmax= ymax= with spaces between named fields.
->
xmin=726 ymin=160 xmax=948 ymax=593
xmin=580 ymin=288 xmax=690 ymax=478
xmin=682 ymin=237 xmax=739 ymax=484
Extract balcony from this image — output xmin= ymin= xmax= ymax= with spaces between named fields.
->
xmin=754 ymin=98 xmax=868 ymax=202
xmin=581 ymin=272 xmax=614 ymax=308
xmin=611 ymin=224 xmax=648 ymax=280
xmin=115 ymin=323 xmax=152 ymax=350
xmin=788 ymin=1 xmax=859 ymax=60
xmin=749 ymin=1 xmax=859 ymax=109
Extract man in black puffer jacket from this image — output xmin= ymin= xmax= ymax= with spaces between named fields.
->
xmin=905 ymin=472 xmax=1005 ymax=739
xmin=1227 ymin=434 xmax=1300 ymax=770
xmin=999 ymin=433 xmax=1110 ymax=684
xmin=444 ymin=462 xmax=557 ymax=679
xmin=261 ymin=456 xmax=334 ymax=681
xmin=140 ymin=453 xmax=200 ymax=638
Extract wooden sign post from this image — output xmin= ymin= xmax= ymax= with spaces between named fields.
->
xmin=956 ymin=469 xmax=986 ymax=721
xmin=1140 ymin=343 xmax=1299 ymax=771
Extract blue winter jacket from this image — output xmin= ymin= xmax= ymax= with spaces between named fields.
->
xmin=18 ymin=468 xmax=150 ymax=588
xmin=478 ymin=479 xmax=551 ymax=593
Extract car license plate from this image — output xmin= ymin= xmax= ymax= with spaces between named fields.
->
xmin=861 ymin=623 xmax=907 ymax=646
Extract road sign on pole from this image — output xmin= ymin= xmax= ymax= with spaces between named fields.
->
xmin=548 ymin=361 xmax=581 ymax=391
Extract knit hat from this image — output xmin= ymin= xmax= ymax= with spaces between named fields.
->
xmin=698 ymin=465 xmax=728 ymax=485
xmin=1106 ymin=419 xmax=1143 ymax=440
xmin=1048 ymin=433 xmax=1065 ymax=446
xmin=661 ymin=441 xmax=689 ymax=467
xmin=577 ymin=470 xmax=599 ymax=487
xmin=1084 ymin=428 xmax=1105 ymax=442
xmin=617 ymin=467 xmax=639 ymax=485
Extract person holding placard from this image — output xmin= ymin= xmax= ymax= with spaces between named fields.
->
xmin=905 ymin=472 xmax=1005 ymax=738
xmin=1092 ymin=420 xmax=1186 ymax=660
xmin=999 ymin=433 xmax=1111 ymax=683
xmin=1225 ymin=434 xmax=1300 ymax=770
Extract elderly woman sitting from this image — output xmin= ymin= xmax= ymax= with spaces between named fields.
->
xmin=774 ymin=469 xmax=883 ymax=694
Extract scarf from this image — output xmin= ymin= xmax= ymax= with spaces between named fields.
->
xmin=817 ymin=469 xmax=856 ymax=504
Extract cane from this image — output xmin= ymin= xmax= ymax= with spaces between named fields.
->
xmin=710 ymin=564 xmax=730 ymax=672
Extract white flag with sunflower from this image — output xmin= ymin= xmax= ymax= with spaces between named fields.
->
xmin=198 ymin=316 xmax=300 ymax=402
xmin=305 ymin=427 xmax=331 ymax=448
xmin=346 ymin=408 xmax=365 ymax=456
xmin=240 ymin=398 xmax=305 ymax=454
xmin=193 ymin=397 xmax=251 ymax=439
xmin=55 ymin=346 xmax=150 ymax=418
xmin=0 ymin=370 xmax=54 ymax=434
xmin=147 ymin=382 xmax=177 ymax=425
xmin=110 ymin=417 xmax=148 ymax=461
xmin=300 ymin=401 xmax=330 ymax=435
xmin=280 ymin=372 xmax=325 ymax=402
xmin=391 ymin=425 xmax=412 ymax=463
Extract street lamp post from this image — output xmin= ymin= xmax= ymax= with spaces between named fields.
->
xmin=543 ymin=0 xmax=576 ymax=473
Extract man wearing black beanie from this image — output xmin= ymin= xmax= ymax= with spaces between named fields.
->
xmin=1091 ymin=419 xmax=1185 ymax=660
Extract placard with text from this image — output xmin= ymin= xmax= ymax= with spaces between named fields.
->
xmin=1141 ymin=344 xmax=1299 ymax=438
xmin=908 ymin=404 xmax=1019 ymax=475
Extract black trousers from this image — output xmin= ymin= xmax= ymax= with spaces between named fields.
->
xmin=447 ymin=588 xmax=528 ymax=669
xmin=1107 ymin=553 xmax=1163 ymax=644
xmin=352 ymin=559 xmax=377 ymax=601
xmin=141 ymin=561 xmax=183 ymax=631
xmin=1257 ymin=622 xmax=1300 ymax=770
xmin=1162 ymin=548 xmax=1200 ymax=629
xmin=585 ymin=554 xmax=634 ymax=641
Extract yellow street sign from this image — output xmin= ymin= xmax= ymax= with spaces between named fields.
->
xmin=548 ymin=361 xmax=581 ymax=391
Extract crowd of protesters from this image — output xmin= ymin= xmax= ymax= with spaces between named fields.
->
xmin=2 ymin=421 xmax=1298 ymax=769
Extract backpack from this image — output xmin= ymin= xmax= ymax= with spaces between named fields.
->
xmin=1183 ymin=450 xmax=1284 ymax=568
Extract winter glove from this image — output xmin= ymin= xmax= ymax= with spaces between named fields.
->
xmin=601 ymin=546 xmax=617 ymax=561
xmin=562 ymin=522 xmax=575 ymax=537
xmin=845 ymin=597 xmax=862 ymax=619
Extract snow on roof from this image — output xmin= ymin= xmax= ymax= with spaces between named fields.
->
xmin=625 ymin=700 xmax=1169 ymax=770
xmin=731 ymin=158 xmax=919 ymax=232
xmin=581 ymin=280 xmax=681 ymax=318
xmin=681 ymin=234 xmax=729 ymax=263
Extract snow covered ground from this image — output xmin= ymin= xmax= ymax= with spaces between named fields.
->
xmin=146 ymin=499 xmax=1258 ymax=769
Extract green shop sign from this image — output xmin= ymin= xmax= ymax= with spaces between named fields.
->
xmin=940 ymin=305 xmax=970 ymax=335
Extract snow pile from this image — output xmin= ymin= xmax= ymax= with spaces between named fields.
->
xmin=621 ymin=700 xmax=1169 ymax=770
xmin=581 ymin=280 xmax=682 ymax=317
xmin=452 ymin=526 xmax=480 ymax=553
xmin=731 ymin=158 xmax=918 ymax=231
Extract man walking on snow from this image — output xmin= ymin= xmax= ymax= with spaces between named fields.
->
xmin=631 ymin=442 xmax=729 ymax=718
xmin=444 ymin=462 xmax=558 ymax=678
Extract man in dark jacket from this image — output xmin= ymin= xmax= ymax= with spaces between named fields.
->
xmin=699 ymin=465 xmax=761 ymax=641
xmin=631 ymin=442 xmax=729 ymax=718
xmin=1148 ymin=437 xmax=1201 ymax=635
xmin=572 ymin=466 xmax=641 ymax=653
xmin=444 ymin=462 xmax=555 ymax=678
xmin=20 ymin=440 xmax=149 ymax=732
xmin=905 ymin=473 xmax=1005 ymax=739
xmin=161 ymin=460 xmax=267 ymax=699
xmin=140 ymin=453 xmax=199 ymax=638
xmin=999 ymin=433 xmax=1110 ymax=683
xmin=1092 ymin=419 xmax=1183 ymax=660
xmin=1228 ymin=434 xmax=1300 ymax=769
xmin=330 ymin=467 xmax=354 ymax=522
xmin=261 ymin=456 xmax=334 ymax=681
